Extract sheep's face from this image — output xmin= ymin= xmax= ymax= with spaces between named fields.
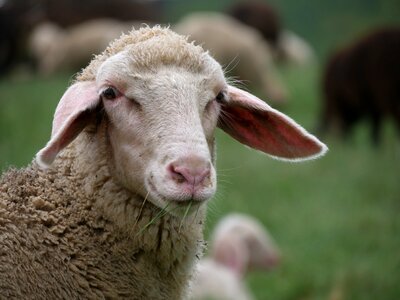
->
xmin=36 ymin=28 xmax=327 ymax=218
xmin=97 ymin=49 xmax=226 ymax=216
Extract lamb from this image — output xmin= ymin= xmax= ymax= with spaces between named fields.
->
xmin=0 ymin=26 xmax=327 ymax=299
xmin=174 ymin=12 xmax=288 ymax=105
xmin=319 ymin=27 xmax=400 ymax=144
xmin=191 ymin=260 xmax=253 ymax=300
xmin=191 ymin=214 xmax=280 ymax=300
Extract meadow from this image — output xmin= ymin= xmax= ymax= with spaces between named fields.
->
xmin=1 ymin=62 xmax=399 ymax=299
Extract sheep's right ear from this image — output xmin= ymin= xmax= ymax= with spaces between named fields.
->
xmin=36 ymin=81 xmax=100 ymax=168
xmin=218 ymin=86 xmax=328 ymax=161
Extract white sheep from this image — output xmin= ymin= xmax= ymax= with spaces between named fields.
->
xmin=29 ymin=19 xmax=144 ymax=75
xmin=191 ymin=214 xmax=280 ymax=300
xmin=211 ymin=213 xmax=281 ymax=274
xmin=0 ymin=26 xmax=327 ymax=299
xmin=191 ymin=258 xmax=254 ymax=300
xmin=277 ymin=30 xmax=316 ymax=66
xmin=174 ymin=12 xmax=289 ymax=105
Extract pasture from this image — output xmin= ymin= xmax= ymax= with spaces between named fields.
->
xmin=1 ymin=0 xmax=399 ymax=298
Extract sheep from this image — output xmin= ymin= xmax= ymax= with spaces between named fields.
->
xmin=42 ymin=0 xmax=163 ymax=28
xmin=0 ymin=0 xmax=42 ymax=76
xmin=319 ymin=27 xmax=400 ymax=144
xmin=174 ymin=12 xmax=289 ymax=105
xmin=29 ymin=19 xmax=146 ymax=75
xmin=0 ymin=26 xmax=327 ymax=299
xmin=0 ymin=0 xmax=163 ymax=76
xmin=227 ymin=0 xmax=281 ymax=47
xmin=276 ymin=30 xmax=316 ymax=66
xmin=210 ymin=213 xmax=280 ymax=275
xmin=227 ymin=0 xmax=315 ymax=66
xmin=190 ymin=214 xmax=280 ymax=300
xmin=191 ymin=259 xmax=253 ymax=300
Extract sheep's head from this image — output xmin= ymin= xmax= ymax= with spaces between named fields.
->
xmin=211 ymin=214 xmax=281 ymax=276
xmin=36 ymin=27 xmax=327 ymax=216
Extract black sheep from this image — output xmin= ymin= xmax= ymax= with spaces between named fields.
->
xmin=319 ymin=27 xmax=400 ymax=144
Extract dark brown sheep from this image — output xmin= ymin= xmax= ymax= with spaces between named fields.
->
xmin=227 ymin=0 xmax=281 ymax=47
xmin=319 ymin=27 xmax=400 ymax=144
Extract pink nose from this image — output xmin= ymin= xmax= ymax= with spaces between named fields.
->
xmin=168 ymin=156 xmax=211 ymax=190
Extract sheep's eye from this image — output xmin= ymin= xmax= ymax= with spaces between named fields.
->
xmin=102 ymin=87 xmax=118 ymax=100
xmin=215 ymin=92 xmax=225 ymax=103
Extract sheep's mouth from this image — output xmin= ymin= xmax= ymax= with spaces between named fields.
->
xmin=169 ymin=199 xmax=202 ymax=206
xmin=147 ymin=179 xmax=208 ymax=206
xmin=146 ymin=179 xmax=205 ymax=213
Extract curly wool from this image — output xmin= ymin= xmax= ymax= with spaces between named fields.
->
xmin=0 ymin=26 xmax=208 ymax=299
xmin=77 ymin=25 xmax=208 ymax=82
xmin=0 ymin=131 xmax=205 ymax=299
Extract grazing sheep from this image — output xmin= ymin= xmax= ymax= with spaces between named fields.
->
xmin=0 ymin=26 xmax=327 ymax=299
xmin=29 ymin=19 xmax=145 ymax=75
xmin=191 ymin=258 xmax=253 ymax=300
xmin=211 ymin=213 xmax=280 ymax=275
xmin=191 ymin=214 xmax=280 ymax=300
xmin=0 ymin=0 xmax=163 ymax=76
xmin=319 ymin=27 xmax=400 ymax=144
xmin=0 ymin=0 xmax=42 ymax=75
xmin=42 ymin=0 xmax=163 ymax=28
xmin=174 ymin=12 xmax=288 ymax=105
xmin=227 ymin=0 xmax=315 ymax=66
xmin=227 ymin=0 xmax=281 ymax=47
xmin=276 ymin=30 xmax=316 ymax=66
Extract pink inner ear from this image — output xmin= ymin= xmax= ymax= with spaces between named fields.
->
xmin=36 ymin=81 xmax=100 ymax=168
xmin=218 ymin=86 xmax=327 ymax=161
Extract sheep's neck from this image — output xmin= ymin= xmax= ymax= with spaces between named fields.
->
xmin=51 ymin=131 xmax=206 ymax=274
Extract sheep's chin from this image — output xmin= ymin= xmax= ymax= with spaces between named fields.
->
xmin=145 ymin=178 xmax=210 ymax=217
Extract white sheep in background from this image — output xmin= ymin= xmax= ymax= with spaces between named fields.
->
xmin=277 ymin=30 xmax=316 ymax=66
xmin=191 ymin=214 xmax=280 ymax=300
xmin=174 ymin=12 xmax=289 ymax=106
xmin=211 ymin=213 xmax=281 ymax=274
xmin=191 ymin=259 xmax=253 ymax=300
xmin=0 ymin=26 xmax=327 ymax=299
xmin=29 ymin=19 xmax=144 ymax=75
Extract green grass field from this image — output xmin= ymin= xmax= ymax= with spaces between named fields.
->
xmin=1 ymin=1 xmax=400 ymax=298
xmin=1 ymin=63 xmax=399 ymax=299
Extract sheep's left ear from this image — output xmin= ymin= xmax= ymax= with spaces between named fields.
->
xmin=36 ymin=81 xmax=100 ymax=168
xmin=218 ymin=86 xmax=328 ymax=161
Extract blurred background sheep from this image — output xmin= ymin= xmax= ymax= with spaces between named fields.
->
xmin=29 ymin=19 xmax=144 ymax=75
xmin=191 ymin=214 xmax=280 ymax=300
xmin=319 ymin=26 xmax=400 ymax=145
xmin=174 ymin=12 xmax=288 ymax=105
xmin=1 ymin=0 xmax=400 ymax=299
xmin=227 ymin=0 xmax=315 ymax=65
xmin=0 ymin=0 xmax=164 ymax=76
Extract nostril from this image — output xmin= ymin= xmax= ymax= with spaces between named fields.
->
xmin=197 ymin=168 xmax=211 ymax=185
xmin=170 ymin=165 xmax=197 ymax=185
xmin=169 ymin=165 xmax=187 ymax=184
xmin=168 ymin=158 xmax=211 ymax=187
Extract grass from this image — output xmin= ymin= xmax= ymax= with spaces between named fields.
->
xmin=209 ymin=65 xmax=400 ymax=300
xmin=1 ymin=63 xmax=399 ymax=300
